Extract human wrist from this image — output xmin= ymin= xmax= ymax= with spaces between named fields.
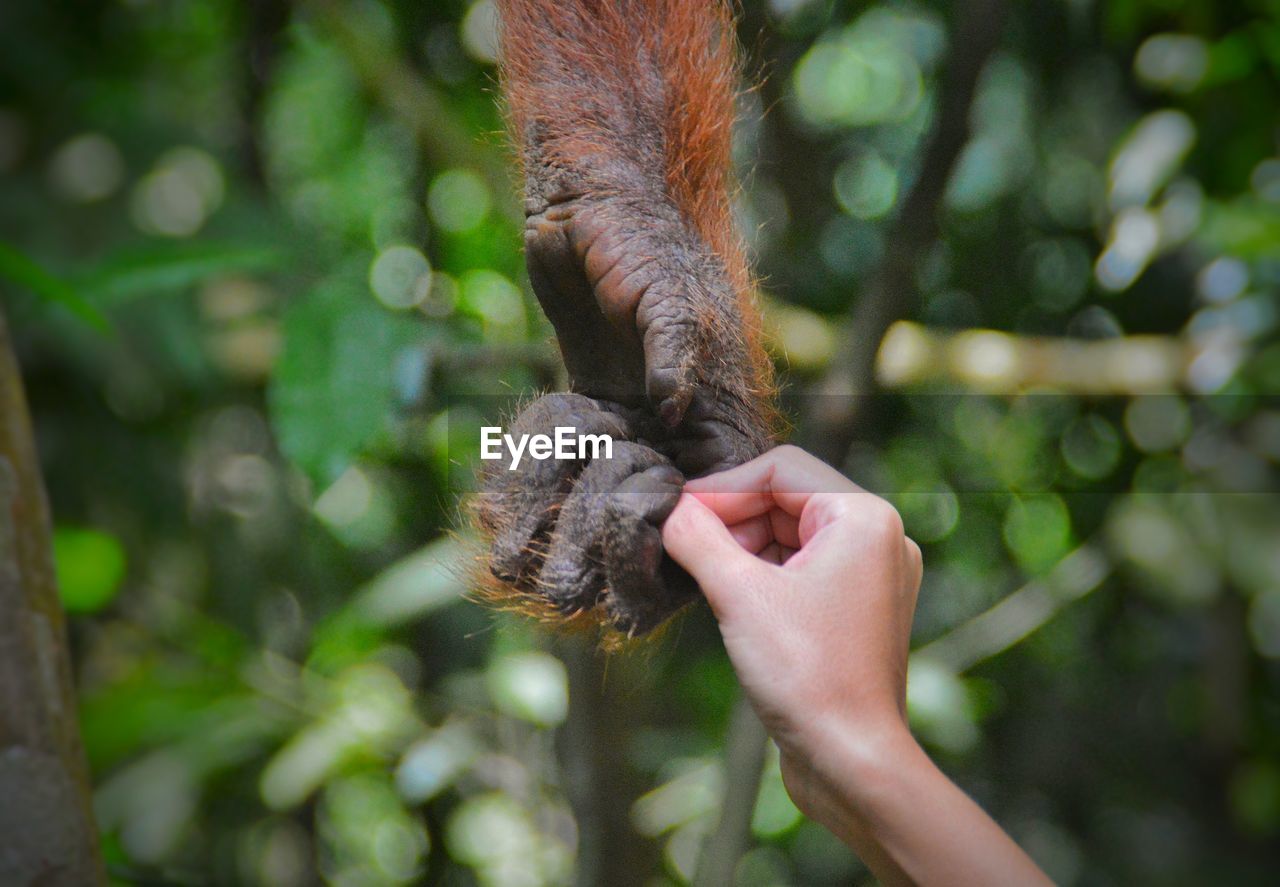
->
xmin=838 ymin=719 xmax=923 ymax=812
xmin=778 ymin=710 xmax=917 ymax=826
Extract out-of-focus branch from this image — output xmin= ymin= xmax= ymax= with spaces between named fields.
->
xmin=0 ymin=309 xmax=105 ymax=886
xmin=875 ymin=321 xmax=1198 ymax=394
xmin=913 ymin=544 xmax=1111 ymax=674
xmin=427 ymin=317 xmax=1206 ymax=396
xmin=240 ymin=0 xmax=290 ymax=185
xmin=771 ymin=299 xmax=1209 ymax=397
xmin=307 ymin=0 xmax=520 ymax=221
xmin=802 ymin=0 xmax=1009 ymax=464
xmin=555 ymin=638 xmax=660 ymax=887
xmin=691 ymin=697 xmax=769 ymax=887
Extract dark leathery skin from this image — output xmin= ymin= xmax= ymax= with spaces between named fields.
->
xmin=480 ymin=187 xmax=769 ymax=633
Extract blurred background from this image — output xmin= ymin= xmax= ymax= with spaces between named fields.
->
xmin=2 ymin=0 xmax=1280 ymax=884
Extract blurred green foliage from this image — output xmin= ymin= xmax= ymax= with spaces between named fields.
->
xmin=54 ymin=526 xmax=128 ymax=613
xmin=3 ymin=0 xmax=1280 ymax=884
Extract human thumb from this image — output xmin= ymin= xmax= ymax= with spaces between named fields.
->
xmin=662 ymin=494 xmax=761 ymax=615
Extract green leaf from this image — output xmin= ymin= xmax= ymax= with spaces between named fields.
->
xmin=346 ymin=536 xmax=468 ymax=626
xmin=1003 ymin=495 xmax=1072 ymax=573
xmin=752 ymin=754 xmax=803 ymax=838
xmin=73 ymin=241 xmax=288 ymax=304
xmin=487 ymin=652 xmax=568 ymax=726
xmin=53 ymin=527 xmax=127 ymax=613
xmin=1202 ymin=199 xmax=1280 ymax=258
xmin=269 ymin=267 xmax=422 ymax=484
xmin=1230 ymin=758 xmax=1280 ymax=836
xmin=0 ymin=241 xmax=109 ymax=331
xmin=78 ymin=667 xmax=246 ymax=771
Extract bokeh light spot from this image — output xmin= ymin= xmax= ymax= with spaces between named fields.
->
xmin=130 ymin=147 xmax=225 ymax=237
xmin=1061 ymin=414 xmax=1121 ymax=480
xmin=49 ymin=132 xmax=124 ymax=203
xmin=1135 ymin=34 xmax=1208 ymax=94
xmin=1003 ymin=496 xmax=1071 ymax=572
xmin=1196 ymin=257 xmax=1248 ymax=304
xmin=1124 ymin=396 xmax=1190 ymax=452
xmin=834 ymin=150 xmax=899 ymax=219
xmin=370 ymin=244 xmax=432 ymax=309
xmin=53 ymin=527 xmax=127 ymax=613
xmin=460 ymin=269 xmax=525 ymax=336
xmin=427 ymin=168 xmax=490 ymax=233
xmin=487 ymin=651 xmax=568 ymax=726
xmin=461 ymin=0 xmax=499 ymax=64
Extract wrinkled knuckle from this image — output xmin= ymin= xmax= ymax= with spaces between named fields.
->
xmin=864 ymin=498 xmax=905 ymax=542
xmin=805 ymin=492 xmax=853 ymax=530
xmin=489 ymin=545 xmax=529 ymax=584
xmin=772 ymin=443 xmax=805 ymax=463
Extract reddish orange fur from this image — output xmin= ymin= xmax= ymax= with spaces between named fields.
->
xmin=464 ymin=537 xmax=665 ymax=652
xmin=475 ymin=1 xmax=783 ymax=637
xmin=497 ymin=0 xmax=740 ymax=250
xmin=497 ymin=0 xmax=779 ymax=435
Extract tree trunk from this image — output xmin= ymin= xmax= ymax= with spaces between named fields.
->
xmin=0 ymin=308 xmax=105 ymax=885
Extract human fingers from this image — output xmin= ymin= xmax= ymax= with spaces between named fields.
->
xmin=724 ymin=512 xmax=801 ymax=556
xmin=684 ymin=445 xmax=860 ymax=524
xmin=770 ymin=509 xmax=801 ymax=550
xmin=758 ymin=542 xmax=796 ymax=565
xmin=662 ymin=495 xmax=770 ymax=615
xmin=788 ymin=493 xmax=908 ymax=575
xmin=727 ymin=514 xmax=773 ymax=554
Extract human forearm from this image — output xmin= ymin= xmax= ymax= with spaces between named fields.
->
xmin=802 ymin=722 xmax=1052 ymax=887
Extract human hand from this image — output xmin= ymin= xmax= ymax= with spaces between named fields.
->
xmin=661 ymin=445 xmax=923 ymax=810
xmin=665 ymin=446 xmax=1054 ymax=886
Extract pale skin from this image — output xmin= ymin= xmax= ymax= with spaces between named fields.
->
xmin=662 ymin=445 xmax=1053 ymax=887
